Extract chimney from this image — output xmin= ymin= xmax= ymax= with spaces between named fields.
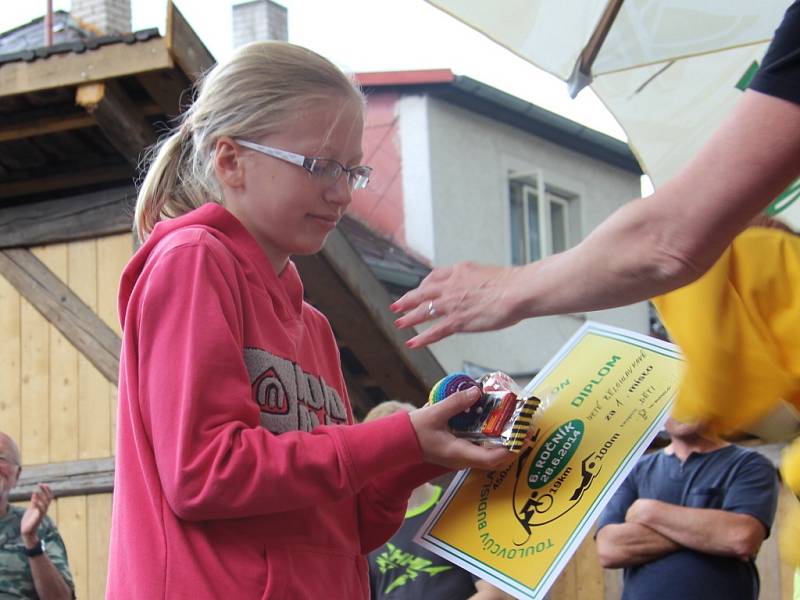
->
xmin=233 ymin=0 xmax=288 ymax=48
xmin=70 ymin=0 xmax=132 ymax=35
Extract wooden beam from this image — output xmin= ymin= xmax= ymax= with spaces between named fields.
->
xmin=0 ymin=164 xmax=133 ymax=200
xmin=76 ymin=81 xmax=158 ymax=166
xmin=75 ymin=82 xmax=105 ymax=107
xmin=138 ymin=68 xmax=193 ymax=118
xmin=295 ymin=228 xmax=445 ymax=405
xmin=0 ymin=37 xmax=173 ymax=99
xmin=0 ymin=102 xmax=162 ymax=145
xmin=0 ymin=185 xmax=134 ymax=249
xmin=9 ymin=457 xmax=114 ymax=501
xmin=0 ymin=113 xmax=95 ymax=143
xmin=0 ymin=248 xmax=121 ymax=383
xmin=166 ymin=0 xmax=216 ymax=81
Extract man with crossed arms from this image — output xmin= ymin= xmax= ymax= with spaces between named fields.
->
xmin=596 ymin=418 xmax=778 ymax=600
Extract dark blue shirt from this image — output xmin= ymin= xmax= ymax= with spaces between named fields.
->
xmin=596 ymin=445 xmax=778 ymax=600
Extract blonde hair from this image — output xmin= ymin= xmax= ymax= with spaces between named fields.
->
xmin=134 ymin=41 xmax=364 ymax=241
xmin=363 ymin=400 xmax=417 ymax=422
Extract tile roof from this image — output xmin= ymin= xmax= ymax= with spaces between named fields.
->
xmin=0 ymin=10 xmax=160 ymax=67
xmin=338 ymin=215 xmax=430 ymax=296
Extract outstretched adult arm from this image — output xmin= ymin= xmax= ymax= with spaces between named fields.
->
xmin=393 ymin=88 xmax=800 ymax=347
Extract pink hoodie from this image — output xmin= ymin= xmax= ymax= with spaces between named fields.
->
xmin=107 ymin=204 xmax=442 ymax=599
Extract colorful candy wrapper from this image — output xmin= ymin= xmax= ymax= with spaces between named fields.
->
xmin=428 ymin=371 xmax=541 ymax=452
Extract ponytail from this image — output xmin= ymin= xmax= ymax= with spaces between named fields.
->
xmin=133 ymin=120 xmax=221 ymax=242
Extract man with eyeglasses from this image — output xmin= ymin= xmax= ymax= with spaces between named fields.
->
xmin=0 ymin=432 xmax=74 ymax=600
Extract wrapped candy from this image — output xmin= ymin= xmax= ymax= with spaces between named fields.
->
xmin=428 ymin=371 xmax=540 ymax=452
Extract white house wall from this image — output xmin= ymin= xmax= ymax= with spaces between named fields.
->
xmin=399 ymin=95 xmax=648 ymax=376
xmin=398 ymin=95 xmax=436 ymax=259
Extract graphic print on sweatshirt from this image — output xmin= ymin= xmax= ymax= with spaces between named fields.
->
xmin=244 ymin=347 xmax=348 ymax=433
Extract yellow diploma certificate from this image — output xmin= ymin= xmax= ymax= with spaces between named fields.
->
xmin=415 ymin=322 xmax=683 ymax=599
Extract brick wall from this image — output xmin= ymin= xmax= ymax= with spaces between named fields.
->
xmin=233 ymin=0 xmax=288 ymax=47
xmin=71 ymin=0 xmax=131 ymax=34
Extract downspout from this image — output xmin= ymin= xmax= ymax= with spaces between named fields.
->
xmin=44 ymin=0 xmax=54 ymax=46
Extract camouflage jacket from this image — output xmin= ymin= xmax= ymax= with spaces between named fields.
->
xmin=0 ymin=505 xmax=75 ymax=599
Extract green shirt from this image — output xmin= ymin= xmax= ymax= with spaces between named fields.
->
xmin=0 ymin=506 xmax=75 ymax=599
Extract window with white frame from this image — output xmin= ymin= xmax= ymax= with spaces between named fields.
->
xmin=509 ymin=174 xmax=578 ymax=265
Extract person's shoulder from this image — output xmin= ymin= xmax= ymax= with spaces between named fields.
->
xmin=614 ymin=451 xmax=657 ymax=485
xmin=302 ymin=301 xmax=332 ymax=328
xmin=11 ymin=504 xmax=27 ymax=518
xmin=298 ymin=290 xmax=336 ymax=338
xmin=154 ymin=225 xmax=232 ymax=257
xmin=726 ymin=444 xmax=775 ymax=469
xmin=736 ymin=444 xmax=773 ymax=462
xmin=156 ymin=224 xmax=210 ymax=247
xmin=2 ymin=504 xmax=25 ymax=524
xmin=634 ymin=449 xmax=674 ymax=481
xmin=636 ymin=449 xmax=663 ymax=469
xmin=149 ymin=225 xmax=241 ymax=275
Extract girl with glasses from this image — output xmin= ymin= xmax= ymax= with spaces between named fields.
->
xmin=106 ymin=41 xmax=511 ymax=600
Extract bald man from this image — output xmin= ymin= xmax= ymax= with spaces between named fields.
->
xmin=0 ymin=432 xmax=74 ymax=599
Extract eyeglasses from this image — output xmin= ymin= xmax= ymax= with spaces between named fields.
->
xmin=235 ymin=139 xmax=372 ymax=191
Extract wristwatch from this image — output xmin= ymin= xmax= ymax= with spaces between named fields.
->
xmin=24 ymin=540 xmax=45 ymax=558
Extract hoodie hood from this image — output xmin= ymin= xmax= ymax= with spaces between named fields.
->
xmin=118 ymin=203 xmax=305 ymax=327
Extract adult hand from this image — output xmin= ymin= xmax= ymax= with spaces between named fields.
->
xmin=409 ymin=387 xmax=515 ymax=471
xmin=392 ymin=262 xmax=527 ymax=348
xmin=21 ymin=483 xmax=54 ymax=545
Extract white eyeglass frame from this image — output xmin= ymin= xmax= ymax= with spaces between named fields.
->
xmin=235 ymin=139 xmax=372 ymax=190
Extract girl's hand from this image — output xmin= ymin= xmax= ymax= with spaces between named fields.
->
xmin=409 ymin=387 xmax=515 ymax=470
xmin=391 ymin=262 xmax=525 ymax=348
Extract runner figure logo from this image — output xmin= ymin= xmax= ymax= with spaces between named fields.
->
xmin=511 ymin=422 xmax=601 ymax=546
